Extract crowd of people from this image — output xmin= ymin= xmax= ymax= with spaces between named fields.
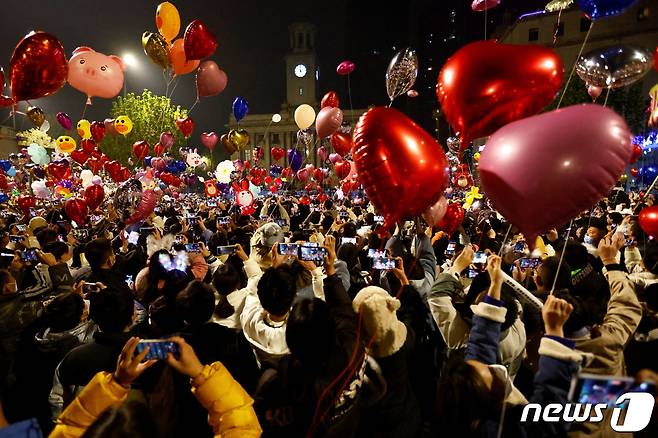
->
xmin=0 ymin=185 xmax=656 ymax=437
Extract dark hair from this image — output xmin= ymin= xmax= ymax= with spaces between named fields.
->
xmin=163 ymin=217 xmax=182 ymax=235
xmin=176 ymin=280 xmax=215 ymax=326
xmin=644 ymin=283 xmax=658 ymax=312
xmin=553 ymin=290 xmax=591 ymax=334
xmin=257 ymin=266 xmax=296 ymax=317
xmin=89 ymin=288 xmax=134 ymax=333
xmin=35 ymin=228 xmax=58 ymax=248
xmin=342 ymin=222 xmax=357 ymax=238
xmin=286 ymin=298 xmax=335 ymax=366
xmin=608 ymin=212 xmax=623 ymax=225
xmin=563 ymin=241 xmax=589 ymax=271
xmin=321 ymin=215 xmax=334 ymax=232
xmin=0 ymin=269 xmax=13 ymax=287
xmin=84 ymin=238 xmax=113 ymax=272
xmin=435 ymin=358 xmax=494 ymax=434
xmin=211 ymin=263 xmax=240 ymax=318
xmin=588 ymin=217 xmax=607 ymax=233
xmin=537 ymin=257 xmax=572 ymax=291
xmin=42 ymin=241 xmax=69 ymax=261
xmin=642 ymin=241 xmax=658 ymax=275
xmin=82 ymin=400 xmax=158 ymax=438
xmin=44 ymin=292 xmax=84 ymax=332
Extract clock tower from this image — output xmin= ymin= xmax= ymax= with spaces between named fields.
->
xmin=285 ymin=22 xmax=318 ymax=107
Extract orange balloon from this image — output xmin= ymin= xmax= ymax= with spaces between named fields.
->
xmin=169 ymin=39 xmax=200 ymax=76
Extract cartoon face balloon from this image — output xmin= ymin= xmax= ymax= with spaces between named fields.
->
xmin=68 ymin=47 xmax=125 ymax=103
xmin=186 ymin=148 xmax=203 ymax=168
xmin=56 ymin=136 xmax=77 ymax=154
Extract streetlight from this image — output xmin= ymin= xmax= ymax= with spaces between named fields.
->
xmin=122 ymin=52 xmax=139 ymax=96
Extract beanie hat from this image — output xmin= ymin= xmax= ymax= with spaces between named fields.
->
xmin=352 ymin=286 xmax=407 ymax=358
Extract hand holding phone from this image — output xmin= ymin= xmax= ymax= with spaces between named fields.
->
xmin=299 ymin=246 xmax=327 ymax=262
xmin=185 ymin=243 xmax=201 ymax=253
xmin=216 ymin=245 xmax=237 ymax=256
xmin=372 ymin=256 xmax=397 ymax=270
xmin=135 ymin=339 xmax=179 ymax=361
xmin=19 ymin=249 xmax=38 ymax=263
xmin=278 ymin=243 xmax=299 ymax=256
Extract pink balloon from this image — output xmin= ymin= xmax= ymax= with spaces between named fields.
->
xmin=56 ymin=112 xmax=72 ymax=130
xmin=587 ymin=85 xmax=603 ymax=100
xmin=328 ymin=153 xmax=341 ymax=164
xmin=336 ymin=60 xmax=355 ymax=76
xmin=160 ymin=132 xmax=175 ymax=150
xmin=471 ymin=0 xmax=500 ymax=12
xmin=196 ymin=60 xmax=228 ymax=98
xmin=151 ymin=157 xmax=166 ymax=171
xmin=200 ymin=131 xmax=219 ymax=151
xmin=317 ymin=146 xmax=328 ymax=162
xmin=479 ymin=104 xmax=632 ymax=243
xmin=316 ymin=107 xmax=343 ymax=138
xmin=407 ymin=89 xmax=419 ymax=98
xmin=297 ymin=167 xmax=310 ymax=182
xmin=422 ymin=196 xmax=448 ymax=226
xmin=104 ymin=118 xmax=117 ymax=136
xmin=68 ymin=47 xmax=125 ymax=103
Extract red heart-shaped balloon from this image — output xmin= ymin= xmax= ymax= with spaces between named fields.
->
xmin=64 ymin=198 xmax=88 ymax=225
xmin=313 ymin=168 xmax=325 ymax=183
xmin=436 ymin=203 xmax=465 ymax=235
xmin=17 ymin=195 xmax=36 ymax=214
xmin=48 ymin=161 xmax=70 ymax=181
xmin=70 ymin=149 xmax=88 ymax=165
xmin=630 ymin=144 xmax=642 ymax=164
xmin=176 ymin=117 xmax=194 ymax=138
xmin=184 ymin=20 xmax=218 ymax=61
xmin=90 ymin=121 xmax=106 ymax=143
xmin=104 ymin=160 xmax=121 ymax=175
xmin=437 ymin=41 xmax=564 ymax=156
xmin=117 ymin=168 xmax=132 ymax=183
xmin=84 ymin=184 xmax=104 ymax=211
xmin=630 ymin=168 xmax=639 ymax=177
xmin=282 ymin=167 xmax=293 ymax=180
xmin=334 ymin=160 xmax=351 ymax=180
xmin=81 ymin=139 xmax=97 ymax=154
xmin=330 ymin=132 xmax=354 ymax=157
xmin=153 ymin=142 xmax=165 ymax=156
xmin=639 ymin=206 xmax=658 ymax=238
xmin=271 ymin=146 xmax=285 ymax=162
xmin=321 ymin=91 xmax=340 ymax=109
xmin=353 ymin=107 xmax=449 ymax=227
xmin=200 ymin=131 xmax=219 ymax=151
xmin=132 ymin=141 xmax=150 ymax=160
xmin=87 ymin=158 xmax=104 ymax=174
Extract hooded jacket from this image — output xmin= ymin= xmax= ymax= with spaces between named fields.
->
xmin=48 ymin=362 xmax=262 ymax=438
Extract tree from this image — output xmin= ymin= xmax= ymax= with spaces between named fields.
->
xmin=100 ymin=90 xmax=189 ymax=165
xmin=546 ymin=78 xmax=648 ymax=133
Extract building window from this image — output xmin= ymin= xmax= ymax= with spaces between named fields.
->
xmin=580 ymin=17 xmax=590 ymax=32
xmin=638 ymin=7 xmax=650 ymax=21
xmin=297 ymin=32 xmax=303 ymax=48
xmin=528 ymin=28 xmax=539 ymax=41
xmin=554 ymin=22 xmax=564 ymax=37
xmin=299 ymin=88 xmax=303 ymax=96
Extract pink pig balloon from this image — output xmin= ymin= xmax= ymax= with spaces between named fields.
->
xmin=68 ymin=47 xmax=125 ymax=104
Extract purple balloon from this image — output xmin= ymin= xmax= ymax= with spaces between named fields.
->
xmin=56 ymin=112 xmax=72 ymax=130
xmin=479 ymin=104 xmax=632 ymax=243
xmin=317 ymin=146 xmax=328 ymax=162
xmin=160 ymin=132 xmax=175 ymax=150
xmin=328 ymin=153 xmax=341 ymax=164
xmin=288 ymin=148 xmax=302 ymax=172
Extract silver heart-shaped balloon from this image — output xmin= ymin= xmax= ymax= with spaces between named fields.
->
xmin=576 ymin=45 xmax=654 ymax=89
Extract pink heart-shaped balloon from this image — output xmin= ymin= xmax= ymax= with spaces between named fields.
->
xmin=296 ymin=168 xmax=310 ymax=182
xmin=337 ymin=60 xmax=355 ymax=76
xmin=160 ymin=132 xmax=175 ymax=149
xmin=480 ymin=104 xmax=632 ymax=243
xmin=328 ymin=153 xmax=341 ymax=164
xmin=317 ymin=146 xmax=328 ymax=162
xmin=422 ymin=196 xmax=448 ymax=226
xmin=200 ymin=131 xmax=219 ymax=151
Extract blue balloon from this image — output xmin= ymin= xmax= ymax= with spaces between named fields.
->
xmin=0 ymin=193 xmax=8 ymax=203
xmin=6 ymin=167 xmax=16 ymax=177
xmin=639 ymin=166 xmax=658 ymax=183
xmin=175 ymin=160 xmax=187 ymax=173
xmin=287 ymin=148 xmax=302 ymax=172
xmin=269 ymin=164 xmax=282 ymax=176
xmin=577 ymin=0 xmax=638 ymax=20
xmin=0 ymin=160 xmax=11 ymax=172
xmin=232 ymin=97 xmax=249 ymax=122
xmin=144 ymin=156 xmax=152 ymax=167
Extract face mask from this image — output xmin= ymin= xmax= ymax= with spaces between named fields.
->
xmin=584 ymin=235 xmax=595 ymax=245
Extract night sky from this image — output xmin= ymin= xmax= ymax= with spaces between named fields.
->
xmin=0 ymin=0 xmax=547 ymax=159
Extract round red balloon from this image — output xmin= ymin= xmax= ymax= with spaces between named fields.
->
xmin=10 ymin=31 xmax=68 ymax=102
xmin=639 ymin=206 xmax=658 ymax=238
xmin=437 ymin=41 xmax=563 ymax=156
xmin=321 ymin=91 xmax=340 ymax=108
xmin=353 ymin=107 xmax=449 ymax=228
xmin=630 ymin=144 xmax=642 ymax=164
xmin=184 ymin=20 xmax=218 ymax=61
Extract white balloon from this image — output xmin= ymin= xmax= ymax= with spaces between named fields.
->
xmin=294 ymin=104 xmax=316 ymax=130
xmin=272 ymin=113 xmax=282 ymax=123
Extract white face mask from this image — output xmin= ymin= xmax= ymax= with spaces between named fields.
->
xmin=584 ymin=235 xmax=595 ymax=245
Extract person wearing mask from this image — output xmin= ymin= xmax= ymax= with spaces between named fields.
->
xmin=583 ymin=217 xmax=608 ymax=255
xmin=80 ymin=238 xmax=131 ymax=293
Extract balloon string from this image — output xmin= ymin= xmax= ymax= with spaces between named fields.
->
xmin=557 ymin=21 xmax=594 ymax=109
xmin=347 ymin=73 xmax=355 ymax=124
xmin=188 ymin=99 xmax=199 ymax=115
xmin=552 ymin=10 xmax=563 ymax=46
xmin=81 ymin=101 xmax=89 ymax=119
xmin=168 ymin=76 xmax=180 ymax=100
xmin=484 ymin=4 xmax=488 ymax=40
xmin=497 ymin=224 xmax=512 ymax=257
xmin=550 ymin=219 xmax=574 ymax=295
xmin=602 ymin=87 xmax=612 ymax=107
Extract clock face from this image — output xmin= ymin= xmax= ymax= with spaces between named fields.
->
xmin=294 ymin=64 xmax=307 ymax=78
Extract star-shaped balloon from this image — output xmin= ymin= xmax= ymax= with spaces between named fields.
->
xmin=545 ymin=0 xmax=574 ymax=12
xmin=464 ymin=186 xmax=484 ymax=210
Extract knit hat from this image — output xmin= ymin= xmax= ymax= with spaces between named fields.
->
xmin=250 ymin=222 xmax=285 ymax=270
xmin=352 ymin=286 xmax=407 ymax=358
xmin=29 ymin=216 xmax=48 ymax=232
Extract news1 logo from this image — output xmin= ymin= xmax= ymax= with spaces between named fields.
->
xmin=520 ymin=392 xmax=654 ymax=432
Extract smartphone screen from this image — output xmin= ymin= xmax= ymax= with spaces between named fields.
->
xmin=467 ymin=269 xmax=479 ymax=279
xmin=83 ymin=282 xmax=101 ymax=293
xmin=367 ymin=248 xmax=386 ymax=258
xmin=91 ymin=215 xmax=102 ymax=223
xmin=185 ymin=243 xmax=201 ymax=253
xmin=372 ymin=256 xmax=396 ymax=270
xmin=445 ymin=242 xmax=456 ymax=255
xmin=125 ymin=275 xmax=134 ymax=289
xmin=302 ymin=242 xmax=319 ymax=247
xmin=341 ymin=237 xmax=357 ymax=245
xmin=472 ymin=251 xmax=488 ymax=264
xmin=218 ymin=216 xmax=230 ymax=225
xmin=275 ymin=219 xmax=287 ymax=227
xmin=15 ymin=224 xmax=27 ymax=232
xmin=135 ymin=340 xmax=179 ymax=361
xmin=20 ymin=249 xmax=38 ymax=263
xmin=519 ymin=257 xmax=541 ymax=269
xmin=374 ymin=215 xmax=384 ymax=224
xmin=9 ymin=235 xmax=23 ymax=243
xmin=216 ymin=245 xmax=237 ymax=256
xmin=514 ymin=241 xmax=527 ymax=253
xmin=278 ymin=243 xmax=299 ymax=256
xmin=339 ymin=211 xmax=349 ymax=219
xmin=128 ymin=231 xmax=140 ymax=245
xmin=299 ymin=246 xmax=327 ymax=262
xmin=569 ymin=373 xmax=655 ymax=406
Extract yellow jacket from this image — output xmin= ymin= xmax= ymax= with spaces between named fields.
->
xmin=49 ymin=362 xmax=262 ymax=438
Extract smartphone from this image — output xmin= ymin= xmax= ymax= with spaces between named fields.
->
xmin=125 ymin=275 xmax=134 ymax=289
xmin=128 ymin=231 xmax=140 ymax=245
xmin=73 ymin=229 xmax=89 ymax=241
xmin=90 ymin=215 xmax=102 ymax=223
xmin=467 ymin=269 xmax=479 ymax=279
xmin=259 ymin=215 xmax=269 ymax=221
xmin=372 ymin=256 xmax=397 ymax=270
xmin=299 ymin=246 xmax=327 ymax=262
xmin=625 ymin=239 xmax=634 ymax=247
xmin=339 ymin=211 xmax=349 ymax=219
xmin=83 ymin=282 xmax=101 ymax=293
xmin=514 ymin=241 xmax=527 ymax=253
xmin=135 ymin=340 xmax=179 ymax=361
xmin=367 ymin=248 xmax=386 ymax=258
xmin=9 ymin=235 xmax=23 ymax=243
xmin=175 ymin=235 xmax=185 ymax=244
xmin=275 ymin=219 xmax=287 ymax=227
xmin=139 ymin=226 xmax=155 ymax=233
xmin=15 ymin=224 xmax=27 ymax=232
xmin=445 ymin=241 xmax=457 ymax=256
xmin=185 ymin=243 xmax=201 ymax=253
xmin=19 ymin=249 xmax=38 ymax=263
xmin=472 ymin=251 xmax=488 ymax=264
xmin=216 ymin=245 xmax=237 ymax=256
xmin=519 ymin=257 xmax=541 ymax=269
xmin=302 ymin=242 xmax=319 ymax=247
xmin=374 ymin=215 xmax=384 ymax=224
xmin=217 ymin=216 xmax=230 ymax=225
xmin=278 ymin=243 xmax=299 ymax=256
xmin=207 ymin=200 xmax=217 ymax=207
xmin=569 ymin=373 xmax=656 ymax=406
xmin=341 ymin=237 xmax=357 ymax=245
